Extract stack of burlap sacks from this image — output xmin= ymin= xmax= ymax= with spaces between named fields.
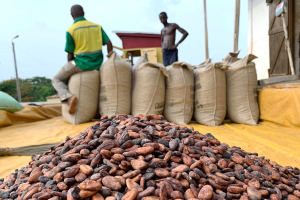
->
xmin=62 ymin=51 xmax=259 ymax=126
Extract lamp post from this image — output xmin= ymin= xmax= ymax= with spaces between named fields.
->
xmin=12 ymin=35 xmax=22 ymax=102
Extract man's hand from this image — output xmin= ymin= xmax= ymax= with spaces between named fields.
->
xmin=169 ymin=45 xmax=177 ymax=51
xmin=173 ymin=23 xmax=188 ymax=49
xmin=67 ymin=52 xmax=74 ymax=62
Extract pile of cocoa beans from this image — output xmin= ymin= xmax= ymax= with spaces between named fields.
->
xmin=1 ymin=114 xmax=300 ymax=200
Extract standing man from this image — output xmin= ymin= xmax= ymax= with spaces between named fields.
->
xmin=159 ymin=12 xmax=189 ymax=66
xmin=52 ymin=4 xmax=112 ymax=115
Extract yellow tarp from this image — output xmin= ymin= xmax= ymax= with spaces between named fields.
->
xmin=0 ymin=104 xmax=62 ymax=128
xmin=259 ymin=83 xmax=300 ymax=128
xmin=0 ymin=116 xmax=95 ymax=148
xmin=1 ymin=92 xmax=300 ymax=178
xmin=0 ymin=156 xmax=31 ymax=178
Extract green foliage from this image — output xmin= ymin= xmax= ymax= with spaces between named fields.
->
xmin=0 ymin=77 xmax=57 ymax=102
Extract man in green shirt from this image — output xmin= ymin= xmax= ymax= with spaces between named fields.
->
xmin=52 ymin=4 xmax=112 ymax=115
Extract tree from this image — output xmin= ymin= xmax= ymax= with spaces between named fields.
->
xmin=0 ymin=77 xmax=57 ymax=102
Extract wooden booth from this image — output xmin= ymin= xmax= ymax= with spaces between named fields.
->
xmin=113 ymin=31 xmax=163 ymax=65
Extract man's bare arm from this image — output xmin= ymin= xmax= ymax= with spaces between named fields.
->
xmin=67 ymin=52 xmax=74 ymax=62
xmin=106 ymin=40 xmax=113 ymax=54
xmin=161 ymin=30 xmax=164 ymax=52
xmin=170 ymin=24 xmax=189 ymax=50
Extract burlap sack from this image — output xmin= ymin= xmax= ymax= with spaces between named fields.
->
xmin=133 ymin=52 xmax=148 ymax=69
xmin=62 ymin=70 xmax=100 ymax=125
xmin=191 ymin=59 xmax=212 ymax=121
xmin=164 ymin=62 xmax=194 ymax=125
xmin=222 ymin=51 xmax=241 ymax=120
xmin=99 ymin=51 xmax=132 ymax=116
xmin=193 ymin=59 xmax=212 ymax=70
xmin=132 ymin=62 xmax=168 ymax=116
xmin=222 ymin=50 xmax=241 ymax=65
xmin=226 ymin=54 xmax=259 ymax=125
xmin=194 ymin=62 xmax=229 ymax=126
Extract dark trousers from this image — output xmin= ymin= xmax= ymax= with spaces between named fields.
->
xmin=163 ymin=49 xmax=178 ymax=66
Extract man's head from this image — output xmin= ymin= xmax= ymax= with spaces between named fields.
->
xmin=159 ymin=12 xmax=168 ymax=25
xmin=71 ymin=5 xmax=84 ymax=20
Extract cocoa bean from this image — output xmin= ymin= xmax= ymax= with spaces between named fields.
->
xmin=53 ymin=172 xmax=64 ymax=183
xmin=172 ymin=165 xmax=189 ymax=173
xmin=166 ymin=177 xmax=184 ymax=193
xmin=159 ymin=182 xmax=168 ymax=200
xmin=122 ymin=170 xmax=141 ymax=179
xmin=131 ymin=159 xmax=148 ymax=170
xmin=79 ymin=190 xmax=97 ymax=198
xmin=80 ymin=164 xmax=93 ymax=175
xmin=270 ymin=194 xmax=280 ymax=200
xmin=198 ymin=185 xmax=213 ymax=200
xmin=57 ymin=182 xmax=68 ymax=190
xmin=115 ymin=176 xmax=126 ymax=186
xmin=75 ymin=171 xmax=87 ymax=182
xmin=91 ymin=154 xmax=102 ymax=168
xmin=92 ymin=193 xmax=105 ymax=200
xmin=102 ymin=176 xmax=122 ymax=191
xmin=126 ymin=178 xmax=143 ymax=192
xmin=136 ymin=187 xmax=155 ymax=200
xmin=247 ymin=186 xmax=262 ymax=200
xmin=287 ymin=195 xmax=300 ymax=200
xmin=29 ymin=167 xmax=43 ymax=183
xmin=136 ymin=147 xmax=154 ymax=156
xmin=154 ymin=168 xmax=170 ymax=178
xmin=61 ymin=153 xmax=81 ymax=162
xmin=64 ymin=166 xmax=80 ymax=178
xmin=141 ymin=196 xmax=159 ymax=200
xmin=80 ymin=180 xmax=102 ymax=191
xmin=182 ymin=153 xmax=193 ymax=166
xmin=23 ymin=187 xmax=39 ymax=200
xmin=227 ymin=186 xmax=244 ymax=194
xmin=121 ymin=188 xmax=138 ymax=200
xmin=248 ymin=178 xmax=260 ymax=189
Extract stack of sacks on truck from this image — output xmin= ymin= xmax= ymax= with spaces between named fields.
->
xmin=62 ymin=51 xmax=260 ymax=127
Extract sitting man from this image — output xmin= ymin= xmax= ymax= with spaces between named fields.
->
xmin=52 ymin=4 xmax=112 ymax=114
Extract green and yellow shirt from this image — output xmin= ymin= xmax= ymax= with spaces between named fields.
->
xmin=65 ymin=17 xmax=110 ymax=71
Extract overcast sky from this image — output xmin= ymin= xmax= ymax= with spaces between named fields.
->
xmin=0 ymin=0 xmax=248 ymax=81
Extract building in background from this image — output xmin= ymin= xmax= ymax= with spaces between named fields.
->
xmin=113 ymin=31 xmax=163 ymax=65
xmin=248 ymin=0 xmax=299 ymax=80
xmin=46 ymin=94 xmax=60 ymax=102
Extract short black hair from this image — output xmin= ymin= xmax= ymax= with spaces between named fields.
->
xmin=159 ymin=12 xmax=167 ymax=16
xmin=71 ymin=4 xmax=84 ymax=15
